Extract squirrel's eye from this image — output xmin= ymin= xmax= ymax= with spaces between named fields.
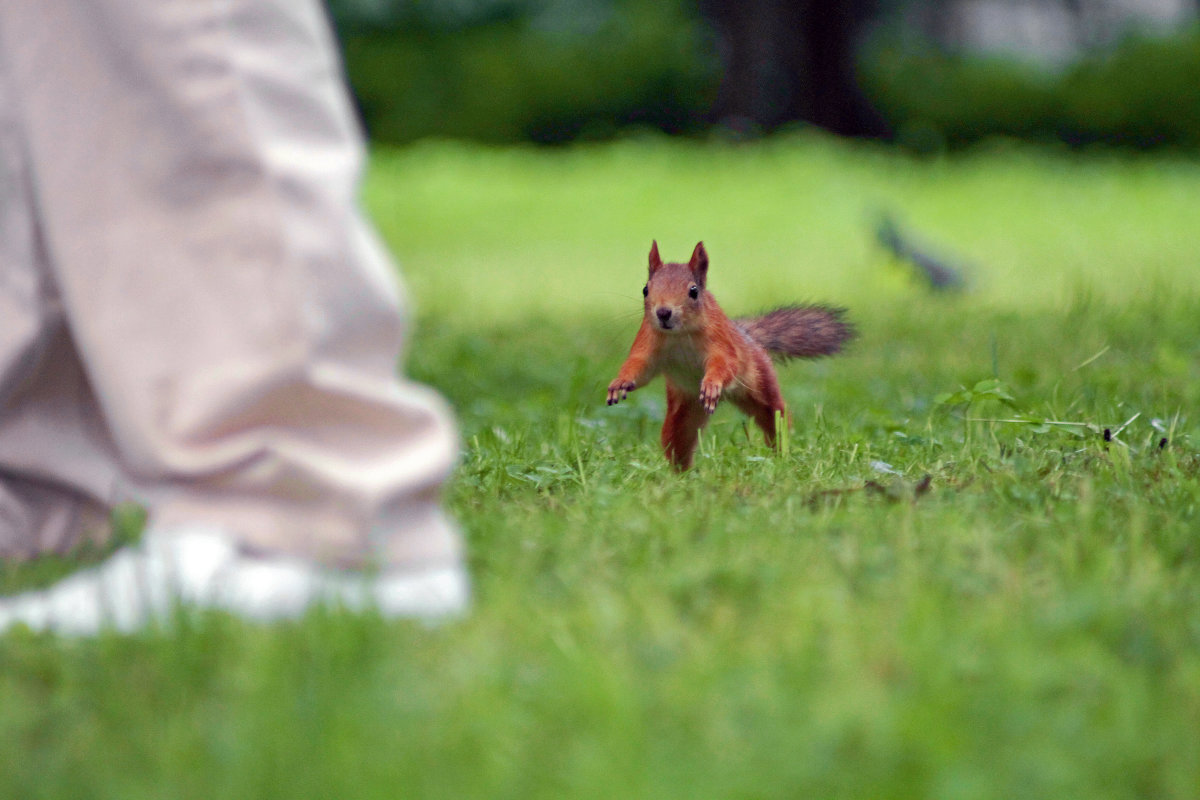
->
xmin=642 ymin=285 xmax=649 ymax=297
xmin=688 ymin=285 xmax=699 ymax=300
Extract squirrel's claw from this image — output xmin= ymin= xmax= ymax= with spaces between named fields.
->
xmin=607 ymin=379 xmax=636 ymax=405
xmin=699 ymin=379 xmax=722 ymax=414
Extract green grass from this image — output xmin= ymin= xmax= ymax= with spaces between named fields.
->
xmin=4 ymin=133 xmax=1200 ymax=798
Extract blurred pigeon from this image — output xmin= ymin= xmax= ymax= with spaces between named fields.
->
xmin=875 ymin=214 xmax=968 ymax=291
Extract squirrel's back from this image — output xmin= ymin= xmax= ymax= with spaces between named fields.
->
xmin=736 ymin=305 xmax=855 ymax=360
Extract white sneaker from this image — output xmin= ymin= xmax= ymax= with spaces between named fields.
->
xmin=0 ymin=525 xmax=469 ymax=636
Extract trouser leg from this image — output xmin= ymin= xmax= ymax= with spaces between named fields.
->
xmin=0 ymin=36 xmax=116 ymax=558
xmin=0 ymin=475 xmax=112 ymax=560
xmin=0 ymin=0 xmax=461 ymax=568
xmin=0 ymin=308 xmax=121 ymax=560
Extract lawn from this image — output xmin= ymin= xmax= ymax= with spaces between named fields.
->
xmin=3 ymin=133 xmax=1200 ymax=799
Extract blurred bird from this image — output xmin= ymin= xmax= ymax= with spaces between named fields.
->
xmin=875 ymin=214 xmax=968 ymax=291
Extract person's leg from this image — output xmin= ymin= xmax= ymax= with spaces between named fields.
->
xmin=0 ymin=0 xmax=461 ymax=570
xmin=0 ymin=0 xmax=467 ymax=632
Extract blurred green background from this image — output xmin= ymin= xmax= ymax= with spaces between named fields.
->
xmin=329 ymin=0 xmax=1200 ymax=151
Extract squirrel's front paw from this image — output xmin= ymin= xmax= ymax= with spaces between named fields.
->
xmin=607 ymin=379 xmax=636 ymax=405
xmin=699 ymin=379 xmax=723 ymax=414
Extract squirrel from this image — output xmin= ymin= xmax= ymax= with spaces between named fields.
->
xmin=606 ymin=241 xmax=854 ymax=470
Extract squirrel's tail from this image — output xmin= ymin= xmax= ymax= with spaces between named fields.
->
xmin=736 ymin=305 xmax=855 ymax=360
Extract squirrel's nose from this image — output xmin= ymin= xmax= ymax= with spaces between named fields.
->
xmin=656 ymin=307 xmax=673 ymax=324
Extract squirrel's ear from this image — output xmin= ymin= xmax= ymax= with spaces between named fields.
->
xmin=689 ymin=241 xmax=709 ymax=287
xmin=648 ymin=240 xmax=663 ymax=274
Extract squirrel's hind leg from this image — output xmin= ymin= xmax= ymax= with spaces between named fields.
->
xmin=733 ymin=396 xmax=788 ymax=448
xmin=731 ymin=366 xmax=788 ymax=449
xmin=662 ymin=381 xmax=709 ymax=470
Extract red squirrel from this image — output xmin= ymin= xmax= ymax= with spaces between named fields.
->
xmin=606 ymin=241 xmax=854 ymax=469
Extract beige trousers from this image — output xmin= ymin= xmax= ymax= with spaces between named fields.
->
xmin=0 ymin=0 xmax=462 ymax=568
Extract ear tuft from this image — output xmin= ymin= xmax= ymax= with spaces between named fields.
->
xmin=689 ymin=241 xmax=709 ymax=287
xmin=648 ymin=240 xmax=663 ymax=273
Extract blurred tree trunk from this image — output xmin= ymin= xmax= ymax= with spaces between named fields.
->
xmin=698 ymin=0 xmax=890 ymax=137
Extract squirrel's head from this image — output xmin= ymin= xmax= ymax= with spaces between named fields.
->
xmin=643 ymin=241 xmax=709 ymax=333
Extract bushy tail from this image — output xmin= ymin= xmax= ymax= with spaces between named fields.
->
xmin=736 ymin=305 xmax=855 ymax=360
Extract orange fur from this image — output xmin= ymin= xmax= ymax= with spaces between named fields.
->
xmin=609 ymin=241 xmax=850 ymax=469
